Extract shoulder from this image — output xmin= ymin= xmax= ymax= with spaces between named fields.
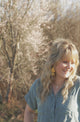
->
xmin=30 ymin=78 xmax=42 ymax=92
xmin=25 ymin=78 xmax=41 ymax=98
xmin=74 ymin=75 xmax=80 ymax=92
xmin=71 ymin=76 xmax=80 ymax=92
xmin=75 ymin=76 xmax=80 ymax=102
xmin=75 ymin=76 xmax=80 ymax=85
xmin=76 ymin=75 xmax=80 ymax=81
xmin=32 ymin=78 xmax=41 ymax=87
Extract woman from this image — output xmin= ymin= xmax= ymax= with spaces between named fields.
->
xmin=24 ymin=38 xmax=80 ymax=122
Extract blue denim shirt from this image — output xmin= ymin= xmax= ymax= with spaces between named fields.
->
xmin=25 ymin=76 xmax=80 ymax=122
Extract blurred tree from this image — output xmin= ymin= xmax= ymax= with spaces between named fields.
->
xmin=0 ymin=0 xmax=80 ymax=103
xmin=41 ymin=0 xmax=80 ymax=47
xmin=0 ymin=0 xmax=45 ymax=102
xmin=40 ymin=0 xmax=80 ymax=74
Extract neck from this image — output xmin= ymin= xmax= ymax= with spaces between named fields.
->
xmin=54 ymin=77 xmax=65 ymax=86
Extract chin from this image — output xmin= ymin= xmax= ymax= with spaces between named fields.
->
xmin=63 ymin=74 xmax=70 ymax=79
xmin=64 ymin=75 xmax=70 ymax=78
xmin=64 ymin=72 xmax=70 ymax=77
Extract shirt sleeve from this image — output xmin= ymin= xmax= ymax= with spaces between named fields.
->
xmin=24 ymin=79 xmax=39 ymax=110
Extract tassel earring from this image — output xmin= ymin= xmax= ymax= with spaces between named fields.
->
xmin=51 ymin=67 xmax=55 ymax=76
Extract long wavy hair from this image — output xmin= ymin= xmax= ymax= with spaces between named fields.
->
xmin=40 ymin=38 xmax=79 ymax=103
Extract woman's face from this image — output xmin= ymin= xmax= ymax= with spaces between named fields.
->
xmin=55 ymin=58 xmax=76 ymax=81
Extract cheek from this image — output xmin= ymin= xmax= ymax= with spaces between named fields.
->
xmin=60 ymin=63 xmax=66 ymax=68
xmin=56 ymin=64 xmax=63 ymax=71
xmin=71 ymin=64 xmax=75 ymax=70
xmin=70 ymin=65 xmax=75 ymax=73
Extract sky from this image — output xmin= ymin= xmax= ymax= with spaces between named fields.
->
xmin=0 ymin=0 xmax=80 ymax=15
xmin=60 ymin=0 xmax=80 ymax=8
xmin=0 ymin=0 xmax=80 ymax=7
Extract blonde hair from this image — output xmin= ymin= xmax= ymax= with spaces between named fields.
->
xmin=40 ymin=38 xmax=79 ymax=103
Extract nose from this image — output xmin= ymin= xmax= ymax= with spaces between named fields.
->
xmin=67 ymin=63 xmax=71 ymax=69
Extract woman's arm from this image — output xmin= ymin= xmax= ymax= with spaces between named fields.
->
xmin=24 ymin=104 xmax=35 ymax=122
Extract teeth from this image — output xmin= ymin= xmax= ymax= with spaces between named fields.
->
xmin=64 ymin=70 xmax=69 ymax=72
xmin=64 ymin=70 xmax=68 ymax=71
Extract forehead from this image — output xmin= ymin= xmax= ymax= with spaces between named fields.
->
xmin=61 ymin=51 xmax=76 ymax=62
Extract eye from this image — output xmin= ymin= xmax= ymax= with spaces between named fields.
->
xmin=63 ymin=61 xmax=68 ymax=63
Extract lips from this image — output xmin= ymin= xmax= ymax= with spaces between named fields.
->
xmin=63 ymin=69 xmax=70 ymax=72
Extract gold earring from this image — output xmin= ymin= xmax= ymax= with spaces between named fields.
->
xmin=51 ymin=67 xmax=55 ymax=76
